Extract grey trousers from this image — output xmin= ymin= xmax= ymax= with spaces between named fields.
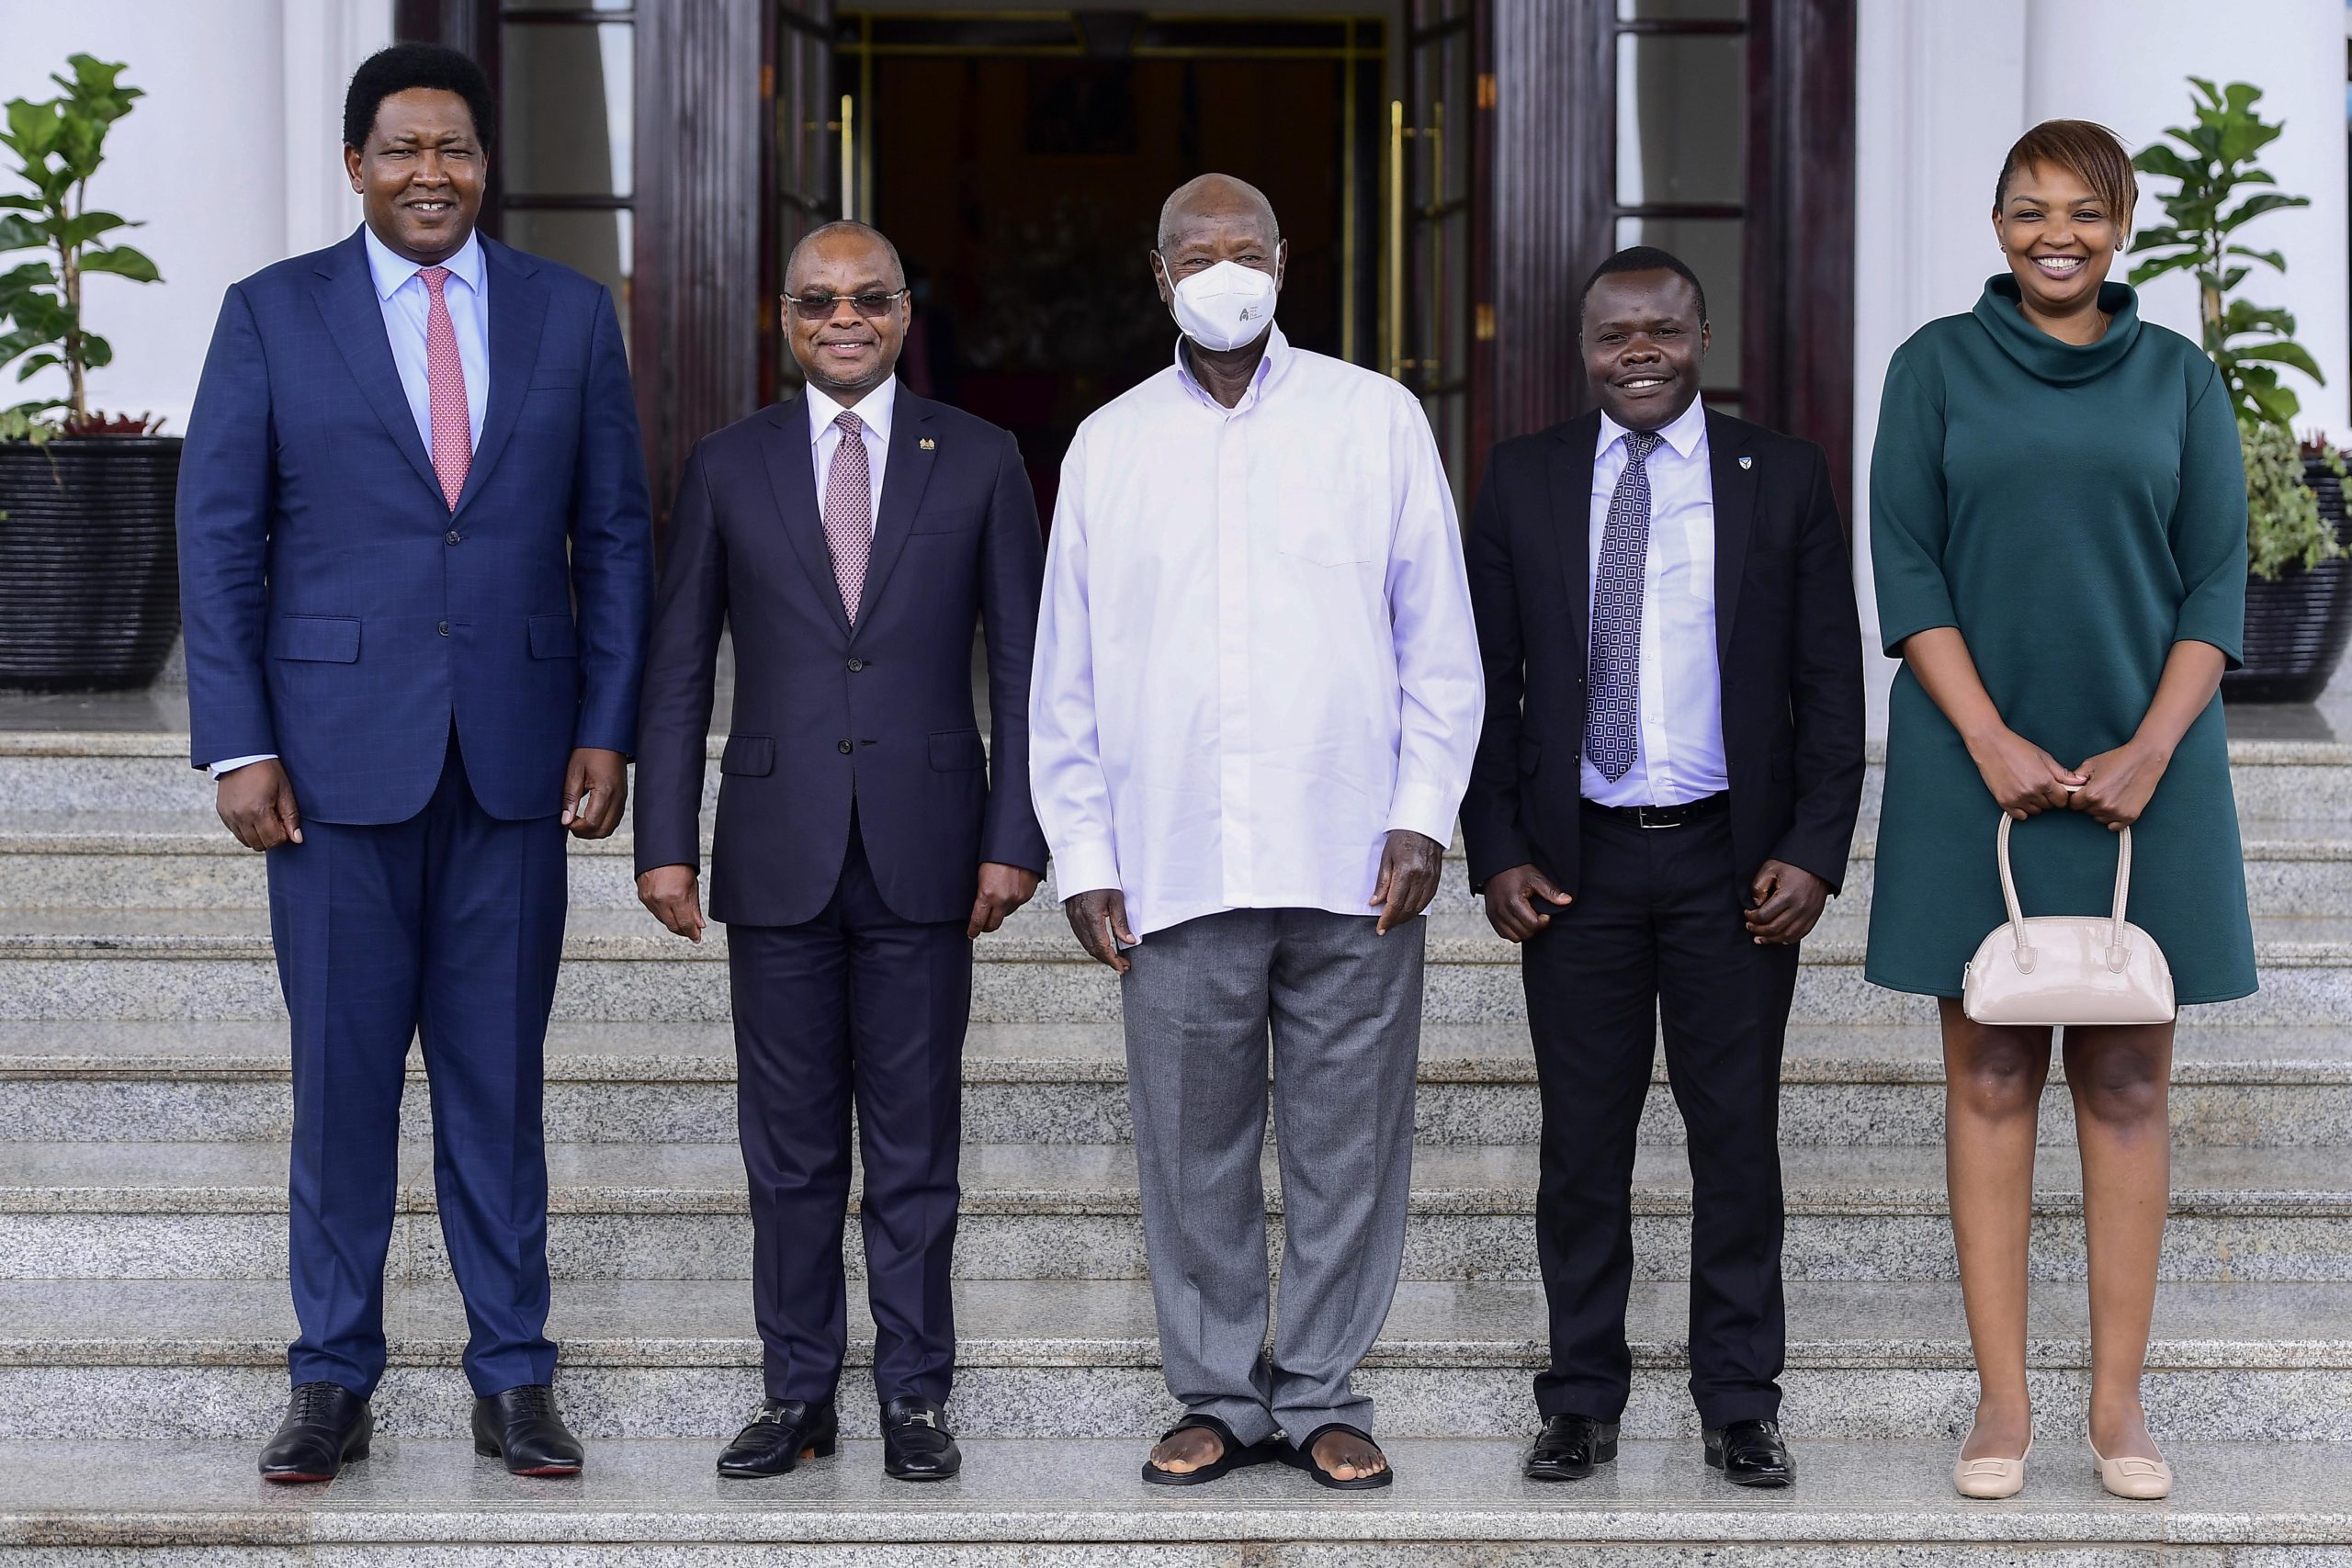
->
xmin=1120 ymin=906 xmax=1424 ymax=1447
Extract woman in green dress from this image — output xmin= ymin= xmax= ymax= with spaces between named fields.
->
xmin=1868 ymin=119 xmax=2256 ymax=1503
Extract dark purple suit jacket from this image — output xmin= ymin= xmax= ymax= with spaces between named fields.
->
xmin=632 ymin=387 xmax=1049 ymax=928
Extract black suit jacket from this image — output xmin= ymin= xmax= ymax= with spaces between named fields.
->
xmin=1459 ymin=407 xmax=1865 ymax=899
xmin=633 ymin=386 xmax=1049 ymax=928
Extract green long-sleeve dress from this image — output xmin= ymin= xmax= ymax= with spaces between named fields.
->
xmin=1866 ymin=276 xmax=2256 ymax=1004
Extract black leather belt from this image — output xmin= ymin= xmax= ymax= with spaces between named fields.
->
xmin=1582 ymin=792 xmax=1729 ymax=829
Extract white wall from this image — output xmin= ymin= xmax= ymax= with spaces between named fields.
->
xmin=0 ymin=0 xmax=390 ymax=433
xmin=1851 ymin=0 xmax=2351 ymax=733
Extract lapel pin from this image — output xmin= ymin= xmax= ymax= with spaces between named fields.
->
xmin=1738 ymin=455 xmax=1753 ymax=470
xmin=919 ymin=437 xmax=935 ymax=451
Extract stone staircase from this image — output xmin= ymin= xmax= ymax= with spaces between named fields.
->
xmin=0 ymin=723 xmax=2349 ymax=1562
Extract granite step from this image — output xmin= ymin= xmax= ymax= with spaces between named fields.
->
xmin=2 ymin=1019 xmax=2346 ymax=1149
xmin=6 ymin=908 xmax=2352 ymax=1027
xmin=0 ymin=1435 xmax=2346 ymax=1565
xmin=2 ymin=1139 xmax=2346 ymax=1284
xmin=3 ymin=1276 xmax=2347 ymax=1443
xmin=15 ymin=807 xmax=2352 ymax=921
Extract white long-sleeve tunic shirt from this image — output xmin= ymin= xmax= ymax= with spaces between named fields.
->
xmin=1028 ymin=327 xmax=1484 ymax=939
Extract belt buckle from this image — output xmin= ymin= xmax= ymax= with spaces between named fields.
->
xmin=1634 ymin=804 xmax=1676 ymax=829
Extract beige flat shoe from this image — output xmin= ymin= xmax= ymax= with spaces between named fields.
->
xmin=1952 ymin=1437 xmax=2030 ymax=1499
xmin=2088 ymin=1438 xmax=2173 ymax=1500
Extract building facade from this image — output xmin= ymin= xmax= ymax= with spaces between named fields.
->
xmin=4 ymin=0 xmax=2347 ymax=705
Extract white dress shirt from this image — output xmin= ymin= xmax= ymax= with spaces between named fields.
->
xmin=806 ymin=377 xmax=896 ymax=532
xmin=1580 ymin=395 xmax=1728 ymax=807
xmin=212 ymin=226 xmax=492 ymax=781
xmin=1029 ymin=326 xmax=1485 ymax=939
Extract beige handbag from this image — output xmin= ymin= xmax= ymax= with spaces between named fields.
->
xmin=1961 ymin=814 xmax=2176 ymax=1026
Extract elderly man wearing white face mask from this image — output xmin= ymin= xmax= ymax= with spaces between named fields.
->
xmin=1029 ymin=174 xmax=1483 ymax=1492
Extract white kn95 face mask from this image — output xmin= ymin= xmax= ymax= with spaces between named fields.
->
xmin=1161 ymin=258 xmax=1278 ymax=353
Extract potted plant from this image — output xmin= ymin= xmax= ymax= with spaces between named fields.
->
xmin=2132 ymin=77 xmax=2351 ymax=703
xmin=0 ymin=54 xmax=177 ymax=692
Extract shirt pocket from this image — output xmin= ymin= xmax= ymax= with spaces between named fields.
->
xmin=1275 ymin=468 xmax=1384 ymax=567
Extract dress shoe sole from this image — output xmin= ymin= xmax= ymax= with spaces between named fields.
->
xmin=718 ymin=1438 xmax=838 ymax=1479
xmin=1705 ymin=1452 xmax=1792 ymax=1488
xmin=474 ymin=1441 xmax=582 ymax=1478
xmin=260 ymin=1444 xmax=367 ymax=1484
xmin=1527 ymin=1436 xmax=1617 ymax=1482
xmin=885 ymin=1466 xmax=961 ymax=1482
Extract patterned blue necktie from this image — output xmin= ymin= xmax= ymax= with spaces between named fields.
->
xmin=1586 ymin=429 xmax=1665 ymax=784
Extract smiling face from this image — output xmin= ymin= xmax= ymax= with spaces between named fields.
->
xmin=785 ymin=229 xmax=909 ymax=400
xmin=1993 ymin=159 xmax=2120 ymax=320
xmin=1580 ymin=268 xmax=1709 ymax=432
xmin=345 ymin=88 xmax=485 ymax=265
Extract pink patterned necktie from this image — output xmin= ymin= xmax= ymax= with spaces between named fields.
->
xmin=823 ymin=412 xmax=872 ymax=623
xmin=418 ymin=265 xmax=471 ymax=510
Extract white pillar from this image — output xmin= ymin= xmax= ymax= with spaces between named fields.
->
xmin=2025 ymin=0 xmax=2350 ymax=441
xmin=0 ymin=0 xmax=390 ymax=433
xmin=1849 ymin=0 xmax=2032 ymax=733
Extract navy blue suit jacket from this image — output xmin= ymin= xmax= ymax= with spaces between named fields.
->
xmin=177 ymin=227 xmax=652 ymax=823
xmin=632 ymin=389 xmax=1049 ymax=928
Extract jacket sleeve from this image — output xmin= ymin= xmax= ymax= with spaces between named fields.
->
xmin=567 ymin=286 xmax=655 ymax=755
xmin=978 ymin=427 xmax=1050 ymax=874
xmin=1458 ymin=451 xmax=1532 ymax=889
xmin=176 ymin=283 xmax=278 ymax=770
xmin=630 ymin=441 xmax=724 ymax=876
xmin=1768 ymin=441 xmax=1868 ymax=892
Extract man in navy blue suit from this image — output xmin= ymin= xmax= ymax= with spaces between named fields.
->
xmin=633 ymin=220 xmax=1046 ymax=1483
xmin=176 ymin=45 xmax=650 ymax=1483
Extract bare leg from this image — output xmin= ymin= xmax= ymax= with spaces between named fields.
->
xmin=1940 ymin=998 xmax=2051 ymax=1461
xmin=2063 ymin=1021 xmax=2173 ymax=1463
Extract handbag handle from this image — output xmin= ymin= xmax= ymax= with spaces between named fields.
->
xmin=1994 ymin=813 xmax=2133 ymax=975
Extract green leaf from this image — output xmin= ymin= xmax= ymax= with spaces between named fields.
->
xmin=2226 ymin=244 xmax=2287 ymax=271
xmin=2233 ymin=342 xmax=2326 ymax=381
xmin=77 ymin=332 xmax=110 ymax=369
xmin=2128 ymin=254 xmax=2200 ymax=287
xmin=12 ymin=353 xmax=58 ymax=381
xmin=79 ymin=244 xmax=156 ymax=283
xmin=0 ymin=196 xmax=41 ymax=212
xmin=2222 ymin=297 xmax=2297 ymax=335
xmin=2133 ymin=145 xmax=2196 ymax=181
xmin=2217 ymin=191 xmax=2311 ymax=231
xmin=50 ymin=210 xmax=129 ymax=248
xmin=0 ymin=214 xmax=44 ymax=253
xmin=3 ymin=99 xmax=60 ymax=161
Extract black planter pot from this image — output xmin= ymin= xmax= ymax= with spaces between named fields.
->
xmin=2223 ymin=456 xmax=2352 ymax=705
xmin=0 ymin=435 xmax=183 ymax=692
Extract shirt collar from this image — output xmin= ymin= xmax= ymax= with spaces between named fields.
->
xmin=808 ymin=377 xmax=899 ymax=446
xmin=1173 ymin=323 xmax=1290 ymax=413
xmin=362 ymin=223 xmax=485 ymax=303
xmin=1597 ymin=391 xmax=1708 ymax=462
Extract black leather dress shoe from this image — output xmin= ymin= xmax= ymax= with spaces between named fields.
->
xmin=1524 ymin=1413 xmax=1620 ymax=1482
xmin=1704 ymin=1418 xmax=1793 ymax=1487
xmin=259 ymin=1382 xmax=372 ymax=1483
xmin=717 ymin=1398 xmax=839 ymax=1479
xmin=472 ymin=1384 xmax=585 ymax=1477
xmin=880 ymin=1395 xmax=960 ymax=1481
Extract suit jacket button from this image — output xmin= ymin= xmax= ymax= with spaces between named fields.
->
xmin=445 ymin=530 xmax=460 ymax=545
xmin=847 ymin=659 xmax=864 ymax=672
xmin=437 ymin=620 xmax=449 ymax=637
xmin=837 ymin=739 xmax=853 ymax=754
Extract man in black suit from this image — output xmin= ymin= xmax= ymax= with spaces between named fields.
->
xmin=633 ymin=220 xmax=1046 ymax=1483
xmin=1461 ymin=247 xmax=1864 ymax=1488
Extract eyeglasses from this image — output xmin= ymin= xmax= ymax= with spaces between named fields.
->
xmin=782 ymin=289 xmax=909 ymax=321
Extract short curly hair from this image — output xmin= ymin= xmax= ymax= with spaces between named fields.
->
xmin=344 ymin=44 xmax=496 ymax=152
xmin=1995 ymin=119 xmax=2137 ymax=231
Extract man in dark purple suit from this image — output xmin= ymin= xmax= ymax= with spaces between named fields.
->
xmin=632 ymin=220 xmax=1046 ymax=1483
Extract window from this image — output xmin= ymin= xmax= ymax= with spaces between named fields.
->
xmin=498 ymin=3 xmax=636 ymax=341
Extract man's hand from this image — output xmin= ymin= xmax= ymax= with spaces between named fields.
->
xmin=216 ymin=759 xmax=304 ymax=852
xmin=2068 ymin=740 xmax=2169 ymax=831
xmin=1747 ymin=860 xmax=1829 ymax=945
xmin=1064 ymin=887 xmax=1136 ymax=975
xmin=969 ymin=863 xmax=1042 ymax=938
xmin=1370 ymin=829 xmax=1445 ymax=935
xmin=562 ymin=748 xmax=628 ymax=839
xmin=637 ymin=863 xmax=706 ymax=942
xmin=1483 ymin=862 xmax=1572 ymax=942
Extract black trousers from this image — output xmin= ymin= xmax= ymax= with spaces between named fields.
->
xmin=726 ymin=812 xmax=972 ymax=1407
xmin=1522 ymin=805 xmax=1798 ymax=1427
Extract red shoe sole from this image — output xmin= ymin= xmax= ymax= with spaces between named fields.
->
xmin=510 ymin=1464 xmax=582 ymax=1477
xmin=261 ymin=1472 xmax=333 ymax=1484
